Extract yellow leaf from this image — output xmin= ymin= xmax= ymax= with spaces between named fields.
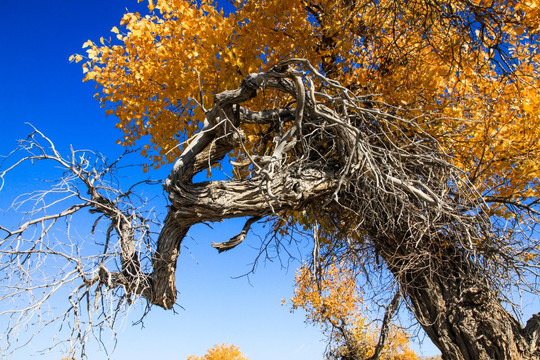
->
xmin=82 ymin=40 xmax=93 ymax=49
xmin=69 ymin=54 xmax=83 ymax=63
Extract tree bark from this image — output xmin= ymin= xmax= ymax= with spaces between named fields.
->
xmin=375 ymin=234 xmax=539 ymax=360
xmin=150 ymin=169 xmax=336 ymax=309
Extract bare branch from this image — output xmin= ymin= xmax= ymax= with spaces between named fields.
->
xmin=0 ymin=129 xmax=159 ymax=357
xmin=368 ymin=291 xmax=402 ymax=360
xmin=212 ymin=216 xmax=262 ymax=253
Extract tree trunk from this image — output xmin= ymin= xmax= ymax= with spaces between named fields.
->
xmin=376 ymin=236 xmax=540 ymax=360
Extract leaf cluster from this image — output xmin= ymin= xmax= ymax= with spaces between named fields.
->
xmin=288 ymin=263 xmax=419 ymax=360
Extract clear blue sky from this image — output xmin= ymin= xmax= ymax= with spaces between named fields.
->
xmin=0 ymin=1 xmax=448 ymax=359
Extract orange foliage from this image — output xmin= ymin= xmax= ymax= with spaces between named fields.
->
xmin=75 ymin=0 xmax=540 ymax=212
xmin=286 ymin=263 xmax=419 ymax=360
xmin=187 ymin=343 xmax=249 ymax=360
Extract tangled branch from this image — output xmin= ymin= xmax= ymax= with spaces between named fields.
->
xmin=0 ymin=127 xmax=159 ymax=358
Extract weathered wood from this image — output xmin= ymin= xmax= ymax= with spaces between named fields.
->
xmin=377 ymin=235 xmax=536 ymax=360
xmin=151 ymin=168 xmax=337 ymax=309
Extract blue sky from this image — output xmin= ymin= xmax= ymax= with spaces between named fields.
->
xmin=0 ymin=1 xmax=448 ymax=359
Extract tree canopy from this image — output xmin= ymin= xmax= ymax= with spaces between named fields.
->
xmin=187 ymin=343 xmax=249 ymax=360
xmin=79 ymin=0 xmax=540 ymax=206
xmin=287 ymin=262 xmax=419 ymax=359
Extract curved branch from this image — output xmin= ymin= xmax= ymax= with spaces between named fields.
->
xmin=212 ymin=216 xmax=262 ymax=253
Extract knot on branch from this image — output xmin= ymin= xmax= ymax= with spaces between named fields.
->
xmin=244 ymin=72 xmax=268 ymax=89
xmin=459 ymin=285 xmax=490 ymax=306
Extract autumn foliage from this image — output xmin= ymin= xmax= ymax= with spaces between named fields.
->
xmin=74 ymin=0 xmax=540 ymax=198
xmin=287 ymin=263 xmax=418 ymax=360
xmin=187 ymin=343 xmax=249 ymax=360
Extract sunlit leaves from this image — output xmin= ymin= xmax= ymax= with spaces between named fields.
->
xmin=187 ymin=343 xmax=249 ymax=360
xmin=68 ymin=54 xmax=83 ymax=63
xmin=286 ymin=263 xmax=419 ymax=360
xmin=77 ymin=0 xmax=540 ymax=208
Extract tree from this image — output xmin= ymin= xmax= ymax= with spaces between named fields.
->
xmin=187 ymin=343 xmax=249 ymax=360
xmin=2 ymin=0 xmax=540 ymax=359
xmin=287 ymin=262 xmax=419 ymax=360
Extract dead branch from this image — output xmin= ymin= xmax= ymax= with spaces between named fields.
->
xmin=0 ymin=128 xmax=158 ymax=358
